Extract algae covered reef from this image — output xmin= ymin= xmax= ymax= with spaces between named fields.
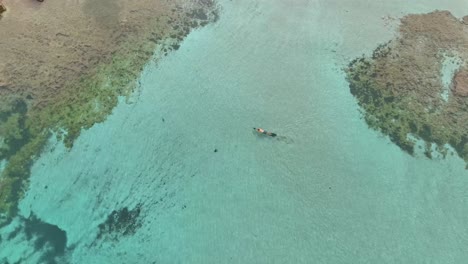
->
xmin=346 ymin=11 xmax=468 ymax=167
xmin=0 ymin=0 xmax=219 ymax=225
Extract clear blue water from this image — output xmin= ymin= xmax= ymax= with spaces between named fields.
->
xmin=2 ymin=0 xmax=468 ymax=263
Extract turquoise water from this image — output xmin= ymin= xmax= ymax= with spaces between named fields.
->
xmin=2 ymin=0 xmax=468 ymax=263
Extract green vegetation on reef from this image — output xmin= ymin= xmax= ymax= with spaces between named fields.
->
xmin=0 ymin=38 xmax=171 ymax=225
xmin=0 ymin=1 xmax=219 ymax=226
xmin=0 ymin=36 xmax=166 ymax=225
xmin=39 ymin=41 xmax=152 ymax=148
xmin=346 ymin=45 xmax=468 ymax=167
xmin=345 ymin=11 xmax=468 ymax=168
xmin=0 ymin=100 xmax=48 ymax=221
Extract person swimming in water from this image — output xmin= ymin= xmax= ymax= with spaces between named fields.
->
xmin=253 ymin=127 xmax=277 ymax=137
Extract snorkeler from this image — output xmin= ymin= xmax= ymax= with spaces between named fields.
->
xmin=253 ymin=127 xmax=277 ymax=137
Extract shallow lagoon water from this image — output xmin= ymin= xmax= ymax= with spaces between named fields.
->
xmin=2 ymin=0 xmax=468 ymax=263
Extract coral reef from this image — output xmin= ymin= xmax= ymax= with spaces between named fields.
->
xmin=96 ymin=204 xmax=142 ymax=242
xmin=346 ymin=11 xmax=468 ymax=167
xmin=0 ymin=0 xmax=219 ymax=224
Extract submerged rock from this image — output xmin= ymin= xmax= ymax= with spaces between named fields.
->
xmin=0 ymin=213 xmax=68 ymax=263
xmin=463 ymin=15 xmax=468 ymax=25
xmin=96 ymin=204 xmax=142 ymax=242
xmin=0 ymin=2 xmax=6 ymax=16
xmin=346 ymin=11 xmax=468 ymax=167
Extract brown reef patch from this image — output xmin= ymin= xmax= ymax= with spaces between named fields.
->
xmin=346 ymin=11 xmax=468 ymax=167
xmin=453 ymin=70 xmax=468 ymax=97
xmin=0 ymin=0 xmax=219 ymax=224
xmin=0 ymin=0 xmax=218 ymax=113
